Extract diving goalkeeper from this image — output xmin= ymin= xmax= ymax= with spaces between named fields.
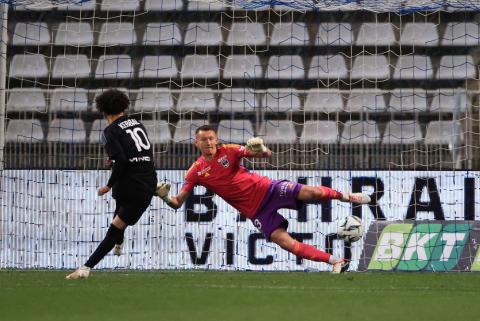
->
xmin=156 ymin=125 xmax=370 ymax=273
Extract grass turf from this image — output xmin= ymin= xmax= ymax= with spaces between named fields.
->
xmin=0 ymin=270 xmax=479 ymax=321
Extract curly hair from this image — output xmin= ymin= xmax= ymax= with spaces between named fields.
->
xmin=95 ymin=89 xmax=130 ymax=115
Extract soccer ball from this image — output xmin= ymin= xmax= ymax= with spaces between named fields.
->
xmin=337 ymin=216 xmax=364 ymax=243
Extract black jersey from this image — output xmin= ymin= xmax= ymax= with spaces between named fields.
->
xmin=101 ymin=115 xmax=157 ymax=199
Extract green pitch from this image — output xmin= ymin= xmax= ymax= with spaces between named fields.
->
xmin=1 ymin=271 xmax=479 ymax=321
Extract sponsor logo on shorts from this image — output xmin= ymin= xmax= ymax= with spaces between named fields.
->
xmin=253 ymin=219 xmax=262 ymax=231
xmin=279 ymin=182 xmax=291 ymax=197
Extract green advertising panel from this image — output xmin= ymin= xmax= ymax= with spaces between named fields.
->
xmin=367 ymin=224 xmax=413 ymax=270
xmin=427 ymin=223 xmax=471 ymax=271
xmin=397 ymin=224 xmax=442 ymax=271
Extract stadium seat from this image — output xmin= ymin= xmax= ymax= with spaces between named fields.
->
xmin=270 ymin=23 xmax=309 ymax=46
xmin=345 ymin=90 xmax=386 ymax=113
xmin=50 ymin=88 xmax=89 ymax=113
xmin=56 ymin=0 xmax=96 ymax=10
xmin=14 ymin=1 xmax=54 ymax=11
xmin=441 ymin=22 xmax=480 ymax=46
xmin=424 ymin=121 xmax=464 ymax=145
xmin=180 ymin=55 xmax=219 ymax=79
xmin=138 ymin=56 xmax=178 ymax=78
xmin=176 ymin=89 xmax=216 ymax=113
xmin=389 ymin=89 xmax=428 ymax=112
xmin=12 ymin=22 xmax=50 ymax=46
xmin=9 ymin=54 xmax=48 ymax=78
xmin=217 ymin=120 xmax=255 ymax=144
xmin=55 ymin=22 xmax=93 ymax=46
xmin=307 ymin=55 xmax=348 ymax=79
xmin=184 ymin=23 xmax=223 ymax=46
xmin=223 ymin=55 xmax=262 ymax=79
xmin=258 ymin=120 xmax=297 ymax=144
xmin=436 ymin=55 xmax=477 ymax=79
xmin=393 ymin=55 xmax=433 ymax=80
xmin=356 ymin=23 xmax=396 ymax=46
xmin=95 ymin=55 xmax=134 ymax=79
xmin=143 ymin=23 xmax=182 ymax=46
xmin=47 ymin=119 xmax=87 ymax=143
xmin=7 ymin=89 xmax=47 ymax=112
xmin=400 ymin=23 xmax=439 ymax=46
xmin=142 ymin=120 xmax=172 ymax=144
xmin=52 ymin=55 xmax=91 ymax=78
xmin=89 ymin=119 xmax=108 ymax=144
xmin=187 ymin=0 xmax=227 ymax=11
xmin=173 ymin=119 xmax=210 ymax=143
xmin=351 ymin=55 xmax=390 ymax=80
xmin=304 ymin=90 xmax=343 ymax=113
xmin=218 ymin=89 xmax=258 ymax=113
xmin=227 ymin=23 xmax=266 ymax=46
xmin=145 ymin=0 xmax=183 ymax=11
xmin=316 ymin=23 xmax=353 ymax=46
xmin=98 ymin=23 xmax=137 ymax=46
xmin=262 ymin=89 xmax=301 ymax=113
xmin=266 ymin=55 xmax=304 ymax=79
xmin=430 ymin=89 xmax=469 ymax=113
xmin=134 ymin=88 xmax=174 ymax=113
xmin=340 ymin=121 xmax=380 ymax=144
xmin=100 ymin=0 xmax=140 ymax=11
xmin=382 ymin=120 xmax=423 ymax=144
xmin=6 ymin=119 xmax=44 ymax=143
xmin=299 ymin=121 xmax=338 ymax=144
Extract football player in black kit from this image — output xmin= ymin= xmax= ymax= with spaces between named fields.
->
xmin=66 ymin=89 xmax=157 ymax=279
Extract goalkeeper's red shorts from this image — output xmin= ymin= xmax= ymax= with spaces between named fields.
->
xmin=250 ymin=180 xmax=304 ymax=240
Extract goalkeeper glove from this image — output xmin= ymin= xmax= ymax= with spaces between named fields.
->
xmin=155 ymin=182 xmax=171 ymax=203
xmin=246 ymin=137 xmax=268 ymax=153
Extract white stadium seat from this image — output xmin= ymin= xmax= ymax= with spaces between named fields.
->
xmin=180 ymin=55 xmax=219 ymax=79
xmin=345 ymin=90 xmax=386 ymax=113
xmin=308 ymin=55 xmax=348 ymax=79
xmin=382 ymin=121 xmax=423 ymax=144
xmin=340 ymin=121 xmax=380 ymax=144
xmin=356 ymin=23 xmax=396 ymax=46
xmin=7 ymin=89 xmax=47 ymax=112
xmin=6 ymin=119 xmax=44 ymax=143
xmin=176 ymin=89 xmax=216 ymax=113
xmin=145 ymin=0 xmax=183 ymax=11
xmin=50 ymin=88 xmax=89 ymax=113
xmin=441 ymin=22 xmax=480 ymax=46
xmin=424 ymin=121 xmax=464 ymax=145
xmin=265 ymin=55 xmax=304 ymax=79
xmin=389 ymin=89 xmax=428 ymax=112
xmin=55 ymin=22 xmax=93 ymax=46
xmin=262 ymin=89 xmax=301 ymax=113
xmin=89 ymin=119 xmax=108 ymax=144
xmin=270 ymin=23 xmax=309 ymax=46
xmin=184 ymin=23 xmax=223 ymax=46
xmin=9 ymin=54 xmax=48 ymax=78
xmin=400 ymin=23 xmax=439 ymax=46
xmin=98 ymin=23 xmax=137 ymax=46
xmin=134 ymin=88 xmax=174 ymax=113
xmin=351 ymin=55 xmax=390 ymax=80
xmin=393 ymin=55 xmax=433 ymax=80
xmin=430 ymin=90 xmax=469 ymax=113
xmin=223 ymin=55 xmax=262 ymax=79
xmin=304 ymin=90 xmax=343 ymax=113
xmin=227 ymin=23 xmax=266 ymax=46
xmin=138 ymin=56 xmax=178 ymax=78
xmin=95 ymin=55 xmax=134 ymax=79
xmin=100 ymin=0 xmax=140 ymax=11
xmin=173 ymin=119 xmax=210 ymax=143
xmin=47 ymin=119 xmax=87 ymax=143
xmin=316 ymin=23 xmax=353 ymax=46
xmin=299 ymin=121 xmax=338 ymax=144
xmin=258 ymin=120 xmax=297 ymax=144
xmin=217 ymin=120 xmax=255 ymax=144
xmin=56 ymin=0 xmax=96 ymax=10
xmin=142 ymin=120 xmax=172 ymax=144
xmin=52 ymin=55 xmax=91 ymax=78
xmin=12 ymin=22 xmax=50 ymax=45
xmin=187 ymin=0 xmax=227 ymax=11
xmin=436 ymin=55 xmax=477 ymax=80
xmin=218 ymin=89 xmax=258 ymax=113
xmin=143 ymin=23 xmax=182 ymax=46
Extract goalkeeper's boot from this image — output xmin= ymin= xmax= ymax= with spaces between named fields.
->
xmin=65 ymin=266 xmax=90 ymax=279
xmin=113 ymin=242 xmax=124 ymax=256
xmin=332 ymin=259 xmax=349 ymax=274
xmin=342 ymin=193 xmax=371 ymax=205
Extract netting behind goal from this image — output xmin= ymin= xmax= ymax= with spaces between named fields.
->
xmin=1 ymin=0 xmax=480 ymax=271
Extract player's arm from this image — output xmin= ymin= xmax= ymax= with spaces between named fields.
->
xmin=245 ymin=137 xmax=272 ymax=158
xmin=99 ymin=132 xmax=128 ymax=196
xmin=155 ymin=182 xmax=190 ymax=210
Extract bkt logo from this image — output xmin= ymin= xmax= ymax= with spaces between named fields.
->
xmin=368 ymin=223 xmax=472 ymax=271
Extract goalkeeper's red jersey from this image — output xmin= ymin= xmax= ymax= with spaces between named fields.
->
xmin=181 ymin=144 xmax=271 ymax=218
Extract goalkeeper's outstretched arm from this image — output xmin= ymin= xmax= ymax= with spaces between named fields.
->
xmin=245 ymin=137 xmax=272 ymax=158
xmin=155 ymin=182 xmax=189 ymax=209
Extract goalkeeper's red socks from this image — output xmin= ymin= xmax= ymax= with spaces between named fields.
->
xmin=317 ymin=186 xmax=343 ymax=201
xmin=290 ymin=240 xmax=338 ymax=264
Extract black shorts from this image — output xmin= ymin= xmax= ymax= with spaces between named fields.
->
xmin=114 ymin=193 xmax=153 ymax=226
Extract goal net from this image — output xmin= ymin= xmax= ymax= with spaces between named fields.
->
xmin=1 ymin=0 xmax=479 ymax=271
